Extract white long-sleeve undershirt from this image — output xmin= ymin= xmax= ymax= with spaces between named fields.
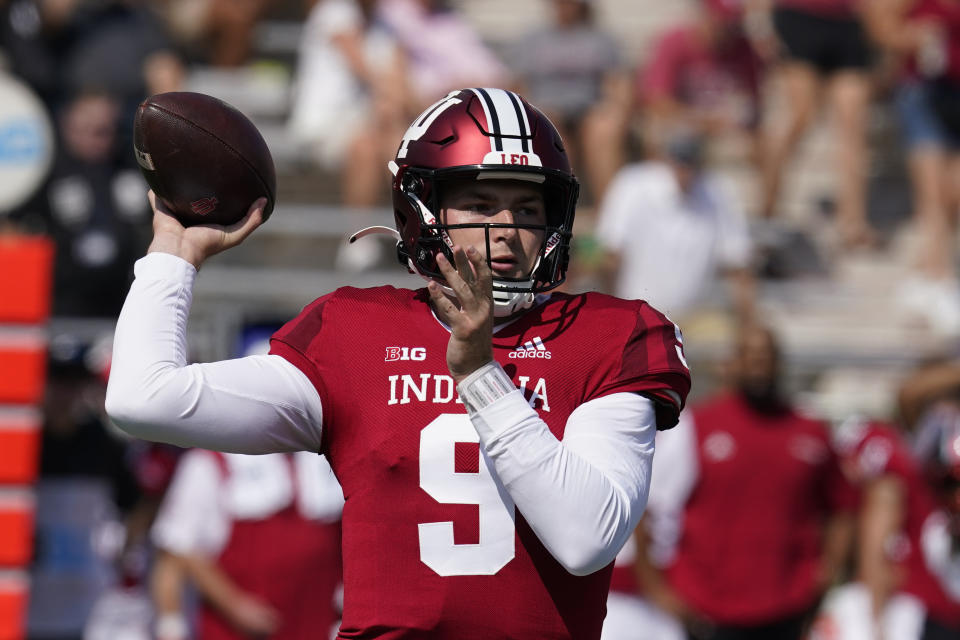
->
xmin=106 ymin=252 xmax=657 ymax=575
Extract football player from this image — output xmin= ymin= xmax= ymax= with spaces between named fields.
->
xmin=106 ymin=88 xmax=691 ymax=639
xmin=811 ymin=413 xmax=960 ymax=640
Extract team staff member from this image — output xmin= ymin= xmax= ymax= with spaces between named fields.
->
xmin=105 ymin=88 xmax=691 ymax=639
xmin=639 ymin=325 xmax=854 ymax=640
xmin=150 ymin=449 xmax=344 ymax=640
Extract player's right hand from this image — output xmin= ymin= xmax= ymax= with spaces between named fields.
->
xmin=146 ymin=190 xmax=265 ymax=270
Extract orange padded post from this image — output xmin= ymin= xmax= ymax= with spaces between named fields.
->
xmin=0 ymin=233 xmax=53 ymax=640
xmin=0 ymin=333 xmax=46 ymax=405
xmin=0 ymin=410 xmax=41 ymax=484
xmin=0 ymin=492 xmax=33 ymax=567
xmin=0 ymin=235 xmax=53 ymax=324
xmin=0 ymin=572 xmax=28 ymax=640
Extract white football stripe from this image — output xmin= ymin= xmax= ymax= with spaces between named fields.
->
xmin=487 ymin=89 xmax=527 ymax=154
xmin=469 ymin=88 xmax=496 ymax=154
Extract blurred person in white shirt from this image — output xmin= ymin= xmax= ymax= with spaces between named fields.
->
xmin=288 ymin=0 xmax=409 ymax=208
xmin=595 ymin=132 xmax=755 ymax=323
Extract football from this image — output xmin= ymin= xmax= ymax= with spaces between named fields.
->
xmin=133 ymin=91 xmax=276 ymax=227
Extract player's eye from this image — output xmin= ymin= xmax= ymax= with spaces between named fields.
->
xmin=516 ymin=203 xmax=545 ymax=220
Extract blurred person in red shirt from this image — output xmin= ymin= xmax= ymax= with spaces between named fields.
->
xmin=638 ymin=0 xmax=764 ymax=162
xmin=753 ymin=0 xmax=875 ymax=249
xmin=865 ymin=0 xmax=960 ymax=336
xmin=150 ymin=449 xmax=345 ymax=640
xmin=634 ymin=324 xmax=856 ymax=640
xmin=810 ymin=412 xmax=960 ymax=640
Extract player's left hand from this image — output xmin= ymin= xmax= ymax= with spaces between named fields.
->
xmin=428 ymin=245 xmax=494 ymax=384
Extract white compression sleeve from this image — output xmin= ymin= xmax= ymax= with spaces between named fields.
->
xmin=106 ymin=252 xmax=324 ymax=454
xmin=461 ymin=364 xmax=657 ymax=576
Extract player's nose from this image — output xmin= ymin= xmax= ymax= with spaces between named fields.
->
xmin=489 ymin=208 xmax=519 ymax=239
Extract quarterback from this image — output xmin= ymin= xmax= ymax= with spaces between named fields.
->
xmin=106 ymin=88 xmax=691 ymax=639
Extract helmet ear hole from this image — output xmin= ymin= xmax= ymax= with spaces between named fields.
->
xmin=402 ymin=172 xmax=424 ymax=197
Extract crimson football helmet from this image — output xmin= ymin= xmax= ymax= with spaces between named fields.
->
xmin=384 ymin=88 xmax=579 ymax=317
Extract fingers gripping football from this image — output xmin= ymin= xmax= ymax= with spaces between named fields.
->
xmin=147 ymin=190 xmax=266 ymax=270
xmin=428 ymin=246 xmax=494 ymax=383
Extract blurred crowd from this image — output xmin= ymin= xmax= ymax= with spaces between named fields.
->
xmin=2 ymin=0 xmax=960 ymax=638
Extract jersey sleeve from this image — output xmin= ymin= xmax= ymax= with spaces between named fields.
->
xmin=597 ymin=302 xmax=691 ymax=429
xmin=826 ymin=441 xmax=859 ymax=514
xmin=855 ymin=428 xmax=914 ymax=483
xmin=269 ymin=293 xmax=337 ymax=427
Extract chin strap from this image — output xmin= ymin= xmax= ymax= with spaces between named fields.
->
xmin=492 ymin=287 xmax=536 ymax=317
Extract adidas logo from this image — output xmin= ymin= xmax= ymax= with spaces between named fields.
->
xmin=509 ymin=336 xmax=552 ymax=359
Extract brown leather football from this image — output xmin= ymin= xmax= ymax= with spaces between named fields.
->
xmin=133 ymin=92 xmax=276 ymax=227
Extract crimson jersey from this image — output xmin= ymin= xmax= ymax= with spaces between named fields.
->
xmin=667 ymin=393 xmax=855 ymax=626
xmin=835 ymin=420 xmax=960 ymax=627
xmin=269 ymin=286 xmax=690 ymax=639
xmin=199 ymin=453 xmax=343 ymax=640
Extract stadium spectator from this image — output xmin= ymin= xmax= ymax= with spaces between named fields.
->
xmin=378 ymin=0 xmax=510 ymax=109
xmin=810 ymin=414 xmax=960 ymax=640
xmin=288 ymin=0 xmax=408 ymax=208
xmin=635 ymin=324 xmax=855 ymax=640
xmin=288 ymin=0 xmax=410 ymax=271
xmin=637 ymin=1 xmax=764 ymax=161
xmin=186 ymin=0 xmax=276 ymax=67
xmin=509 ymin=0 xmax=631 ymax=202
xmin=150 ymin=449 xmax=344 ymax=639
xmin=0 ymin=0 xmax=78 ymax=107
xmin=594 ymin=131 xmax=755 ymax=323
xmin=865 ymin=0 xmax=960 ymax=336
xmin=105 ymin=88 xmax=691 ymax=639
xmin=59 ymin=0 xmax=184 ymax=122
xmin=10 ymin=89 xmax=152 ymax=317
xmin=1 ymin=0 xmax=182 ymax=115
xmin=756 ymin=0 xmax=875 ymax=249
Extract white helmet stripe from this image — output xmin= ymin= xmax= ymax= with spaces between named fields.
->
xmin=469 ymin=88 xmax=497 ymax=152
xmin=471 ymin=88 xmax=531 ymax=155
xmin=506 ymin=91 xmax=532 ymax=152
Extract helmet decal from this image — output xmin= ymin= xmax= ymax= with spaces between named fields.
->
xmin=397 ymin=92 xmax=463 ymax=160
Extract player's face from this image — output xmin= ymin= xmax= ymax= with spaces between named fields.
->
xmin=439 ymin=179 xmax=547 ymax=280
xmin=734 ymin=328 xmax=781 ymax=406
